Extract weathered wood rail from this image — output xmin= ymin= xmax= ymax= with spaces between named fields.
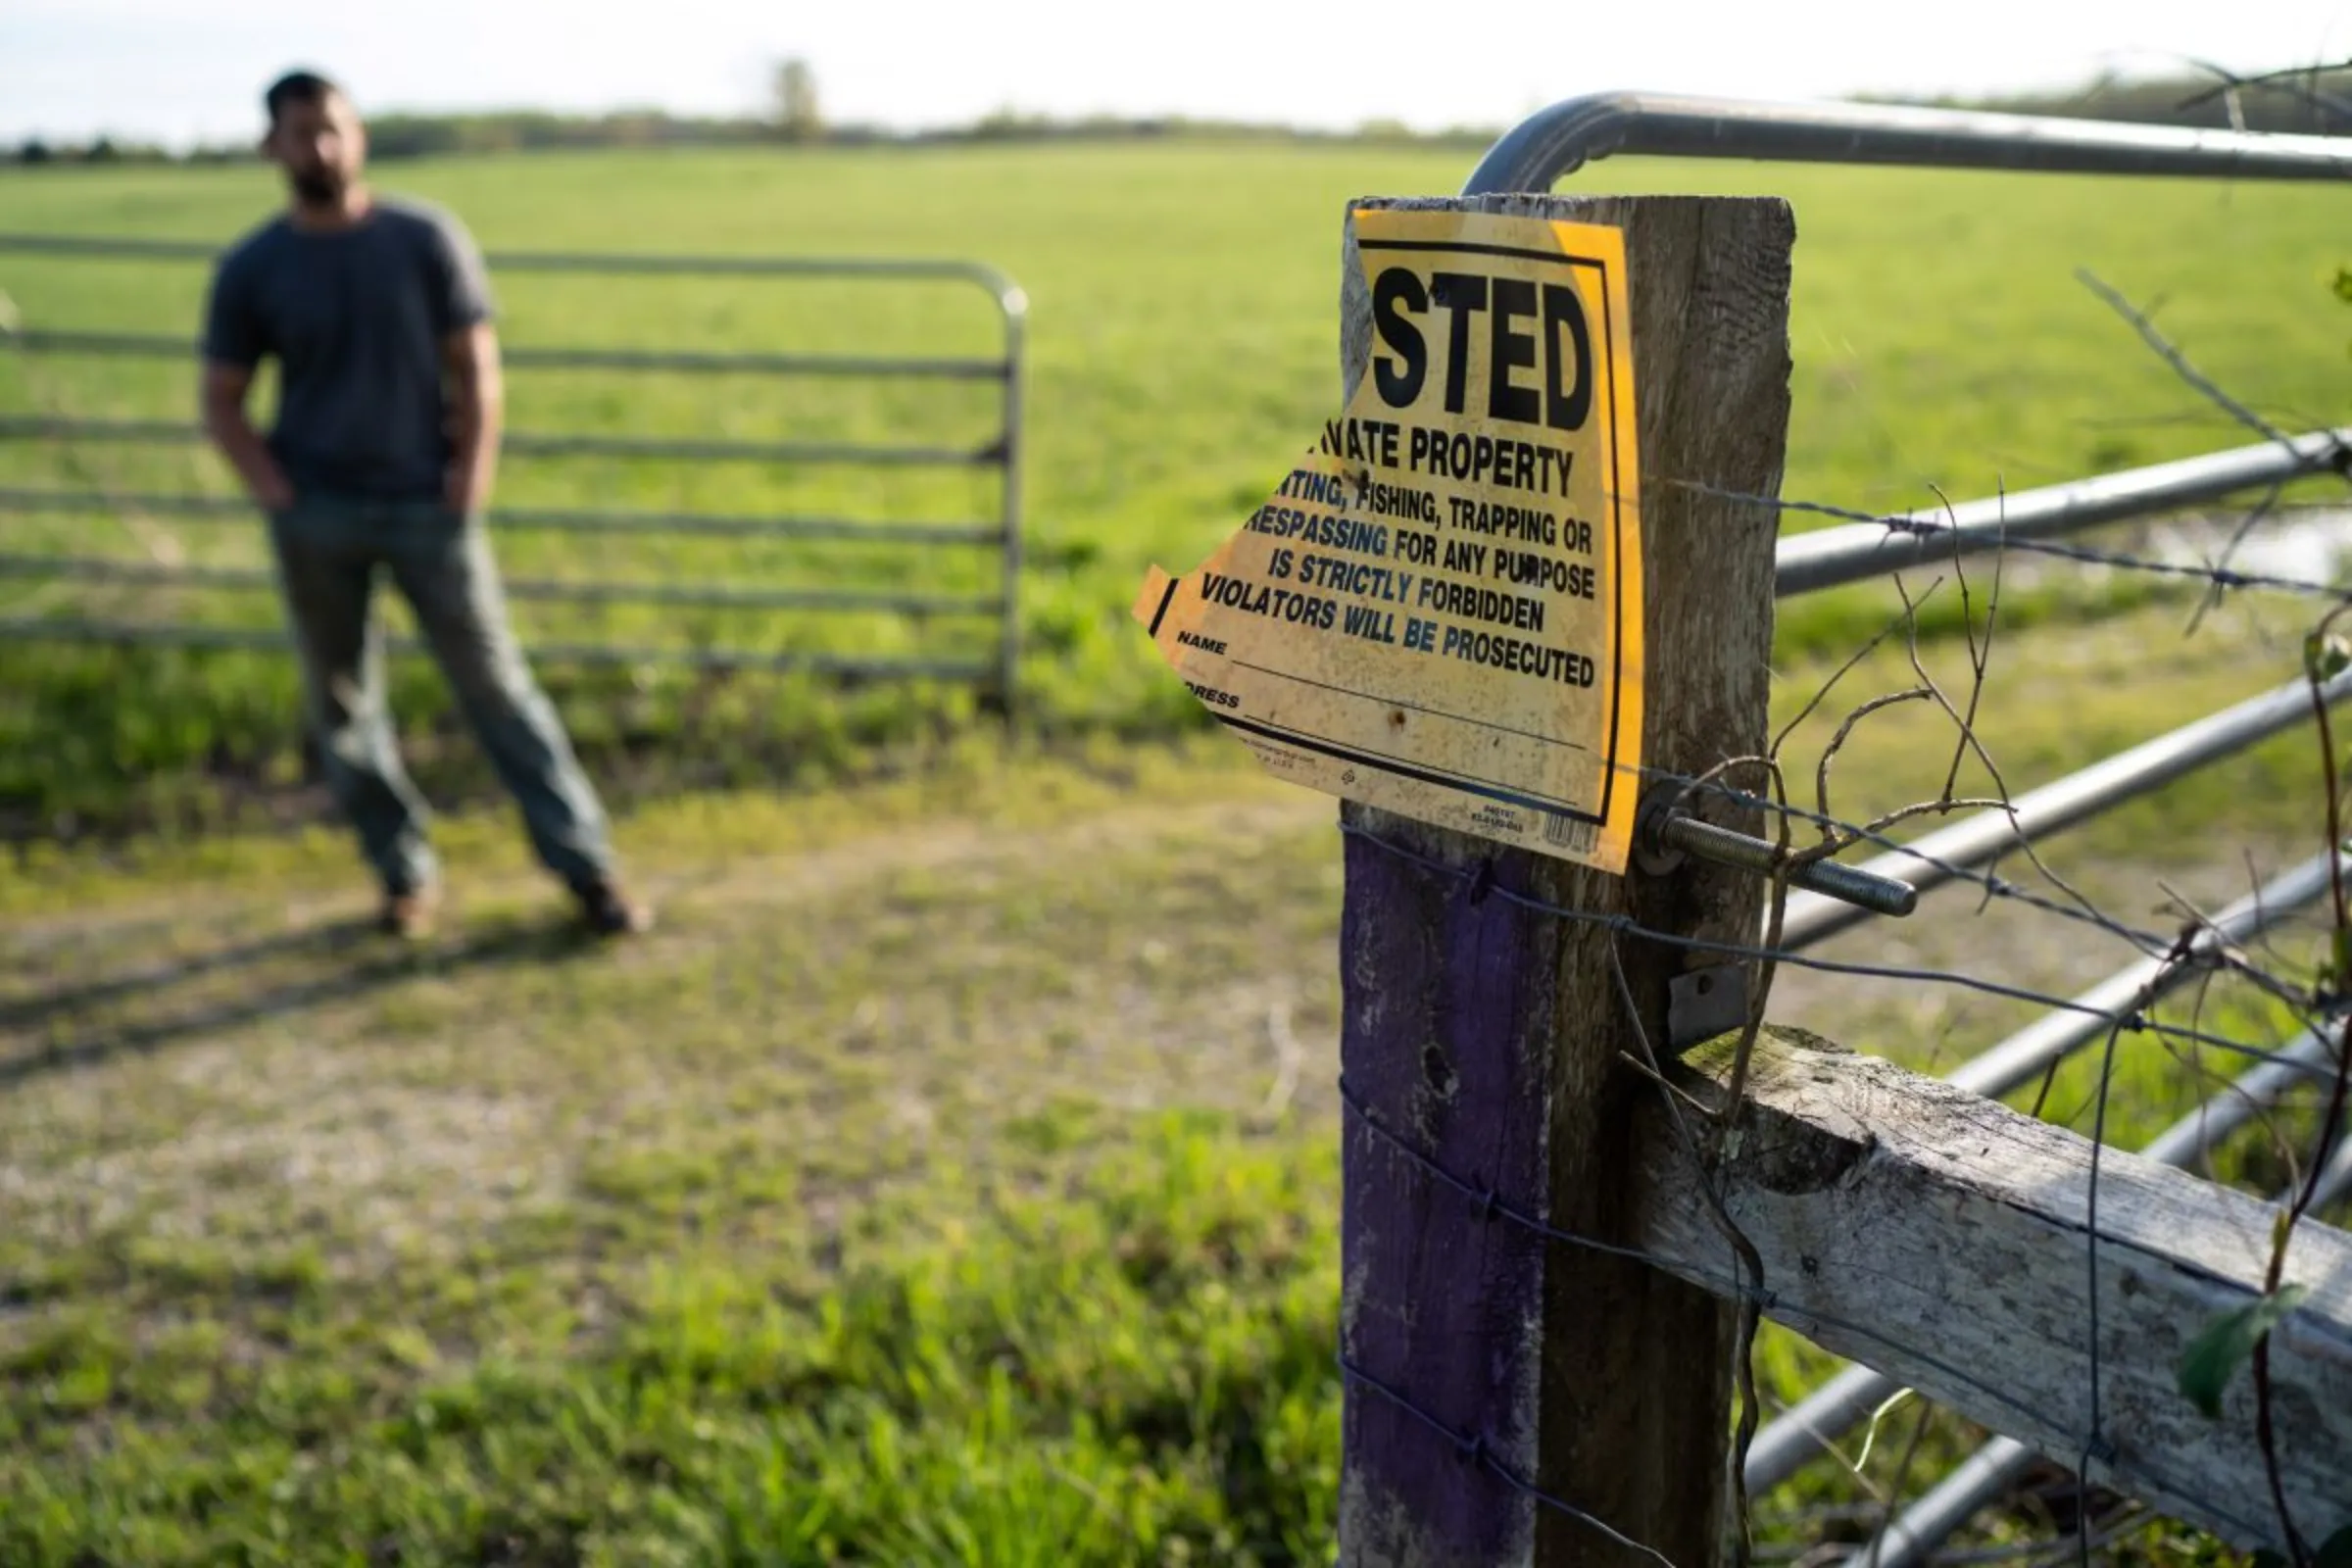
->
xmin=1641 ymin=1030 xmax=2352 ymax=1549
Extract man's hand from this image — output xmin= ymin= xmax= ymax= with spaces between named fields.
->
xmin=199 ymin=360 xmax=296 ymax=512
xmin=442 ymin=462 xmax=482 ymax=516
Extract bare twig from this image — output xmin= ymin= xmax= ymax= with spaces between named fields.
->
xmin=1935 ymin=481 xmax=2003 ymax=803
xmin=2242 ymin=602 xmax=2352 ymax=1565
xmin=1711 ymin=759 xmax=1797 ymax=1171
xmin=2077 ymin=269 xmax=2303 ymax=454
xmin=1812 ymin=688 xmax=1935 ymax=832
xmin=1789 ymin=796 xmax=2013 ymax=867
xmin=1614 ymin=1047 xmax=1723 ymax=1118
xmin=2176 ymin=54 xmax=2352 ymax=124
xmin=1772 ymin=594 xmax=1938 ymax=761
xmin=2142 ymin=876 xmax=2328 ymax=1024
xmin=1883 ymin=563 xmax=2122 ymax=940
xmin=1857 ymin=1396 xmax=1939 ymax=1568
xmin=2189 ymin=483 xmax=2287 ymax=635
xmin=1886 ymin=570 xmax=2009 ymax=802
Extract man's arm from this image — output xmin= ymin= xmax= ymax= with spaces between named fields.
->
xmin=199 ymin=360 xmax=294 ymax=512
xmin=441 ymin=321 xmax=503 ymax=515
xmin=198 ymin=253 xmax=292 ymax=512
xmin=425 ymin=210 xmax=502 ymax=516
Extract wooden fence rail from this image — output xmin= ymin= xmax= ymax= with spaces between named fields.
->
xmin=1642 ymin=1030 xmax=2352 ymax=1550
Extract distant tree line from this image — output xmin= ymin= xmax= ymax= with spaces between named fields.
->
xmin=8 ymin=112 xmax=1495 ymax=168
xmin=13 ymin=133 xmax=203 ymax=167
xmin=1869 ymin=64 xmax=2352 ymax=133
xmin=12 ymin=63 xmax=2348 ymax=169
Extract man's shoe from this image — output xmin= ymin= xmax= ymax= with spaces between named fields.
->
xmin=378 ymin=885 xmax=440 ymax=940
xmin=574 ymin=878 xmax=653 ymax=938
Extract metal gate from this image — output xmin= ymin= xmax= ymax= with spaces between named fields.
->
xmin=0 ymin=234 xmax=1027 ymax=705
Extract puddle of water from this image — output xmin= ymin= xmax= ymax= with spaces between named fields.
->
xmin=2140 ymin=508 xmax=2352 ymax=585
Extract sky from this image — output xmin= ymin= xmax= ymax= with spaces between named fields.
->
xmin=5 ymin=0 xmax=2351 ymax=150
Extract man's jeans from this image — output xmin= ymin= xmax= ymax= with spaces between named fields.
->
xmin=267 ymin=495 xmax=614 ymax=897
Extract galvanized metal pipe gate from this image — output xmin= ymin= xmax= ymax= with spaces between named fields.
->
xmin=0 ymin=234 xmax=1029 ymax=703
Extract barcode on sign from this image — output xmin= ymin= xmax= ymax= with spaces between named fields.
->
xmin=1544 ymin=813 xmax=1597 ymax=855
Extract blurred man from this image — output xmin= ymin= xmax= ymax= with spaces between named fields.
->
xmin=200 ymin=70 xmax=649 ymax=940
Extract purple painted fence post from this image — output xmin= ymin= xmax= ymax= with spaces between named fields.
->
xmin=1335 ymin=194 xmax=1794 ymax=1568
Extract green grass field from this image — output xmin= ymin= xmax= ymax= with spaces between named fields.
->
xmin=6 ymin=585 xmax=2348 ymax=1564
xmin=5 ymin=138 xmax=2351 ymax=1563
xmin=2 ymin=139 xmax=2347 ymax=829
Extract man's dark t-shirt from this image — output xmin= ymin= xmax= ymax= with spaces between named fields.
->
xmin=203 ymin=198 xmax=495 ymax=502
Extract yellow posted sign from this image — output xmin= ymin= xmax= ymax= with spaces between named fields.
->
xmin=1134 ymin=207 xmax=1645 ymax=871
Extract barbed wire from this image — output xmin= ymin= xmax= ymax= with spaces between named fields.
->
xmin=2075 ymin=272 xmax=2315 ymax=460
xmin=1692 ymin=484 xmax=2352 ymax=606
xmin=1339 ymin=821 xmax=2334 ymax=1078
xmin=1520 ymin=743 xmax=2346 ymax=1055
xmin=1334 ymin=1351 xmax=1678 ymax=1568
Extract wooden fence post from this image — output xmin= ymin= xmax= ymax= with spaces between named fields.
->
xmin=1336 ymin=194 xmax=1794 ymax=1567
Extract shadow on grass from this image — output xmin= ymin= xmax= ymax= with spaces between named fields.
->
xmin=0 ymin=911 xmax=604 ymax=1089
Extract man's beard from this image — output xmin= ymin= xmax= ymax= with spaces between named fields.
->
xmin=289 ymin=170 xmax=345 ymax=205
